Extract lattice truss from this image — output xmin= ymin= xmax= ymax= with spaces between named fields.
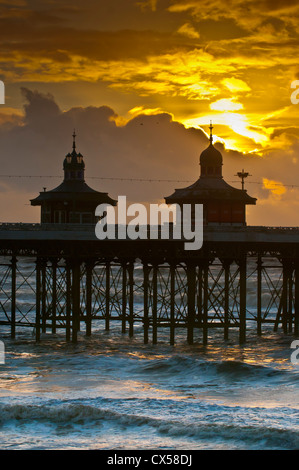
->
xmin=83 ymin=262 xmax=189 ymax=324
xmin=147 ymin=264 xmax=188 ymax=324
xmin=15 ymin=258 xmax=37 ymax=325
xmin=143 ymin=263 xmax=241 ymax=326
xmin=91 ymin=262 xmax=122 ymax=319
xmin=42 ymin=260 xmax=68 ymax=327
xmin=205 ymin=262 xmax=241 ymax=325
xmin=205 ymin=257 xmax=285 ymax=325
xmin=88 ymin=262 xmax=147 ymax=321
xmin=0 ymin=258 xmax=13 ymax=324
xmin=0 ymin=255 xmax=289 ymax=331
xmin=246 ymin=257 xmax=284 ymax=323
xmin=0 ymin=257 xmax=37 ymax=326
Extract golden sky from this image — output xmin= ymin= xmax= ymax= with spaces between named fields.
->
xmin=0 ymin=0 xmax=299 ymax=224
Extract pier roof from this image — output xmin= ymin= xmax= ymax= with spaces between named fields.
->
xmin=165 ymin=176 xmax=256 ymax=204
xmin=30 ymin=130 xmax=117 ymax=208
xmin=30 ymin=180 xmax=116 ymax=205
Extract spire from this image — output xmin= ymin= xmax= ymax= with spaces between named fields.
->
xmin=72 ymin=129 xmax=76 ymax=152
xmin=209 ymin=120 xmax=213 ymax=145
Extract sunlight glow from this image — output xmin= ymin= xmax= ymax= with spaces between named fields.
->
xmin=221 ymin=78 xmax=251 ymax=93
xmin=210 ymin=98 xmax=243 ymax=112
xmin=182 ymin=111 xmax=268 ymax=152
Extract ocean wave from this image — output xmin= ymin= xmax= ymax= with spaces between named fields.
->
xmin=137 ymin=355 xmax=293 ymax=383
xmin=0 ymin=401 xmax=298 ymax=449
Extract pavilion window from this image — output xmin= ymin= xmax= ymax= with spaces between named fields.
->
xmin=54 ymin=210 xmax=66 ymax=224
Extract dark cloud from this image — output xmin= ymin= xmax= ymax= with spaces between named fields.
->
xmin=0 ymin=0 xmax=297 ymax=78
xmin=0 ymin=23 xmax=197 ymax=72
xmin=0 ymin=1 xmax=195 ymax=66
xmin=0 ymin=88 xmax=208 ymax=197
xmin=21 ymin=88 xmax=60 ymax=125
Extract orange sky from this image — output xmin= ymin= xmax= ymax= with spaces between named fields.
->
xmin=0 ymin=0 xmax=299 ymax=225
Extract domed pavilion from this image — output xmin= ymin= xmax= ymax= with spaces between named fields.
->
xmin=165 ymin=122 xmax=256 ymax=226
xmin=31 ymin=131 xmax=117 ymax=224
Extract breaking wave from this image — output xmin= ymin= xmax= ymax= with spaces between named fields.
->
xmin=0 ymin=401 xmax=298 ymax=449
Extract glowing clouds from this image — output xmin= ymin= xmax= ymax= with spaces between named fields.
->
xmin=262 ymin=178 xmax=287 ymax=198
xmin=210 ymin=98 xmax=244 ymax=112
xmin=222 ymin=78 xmax=251 ymax=93
xmin=177 ymin=23 xmax=200 ymax=39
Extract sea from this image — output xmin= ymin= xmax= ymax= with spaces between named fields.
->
xmin=0 ymin=260 xmax=298 ymax=450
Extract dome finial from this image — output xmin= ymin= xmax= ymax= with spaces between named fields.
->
xmin=72 ymin=129 xmax=76 ymax=151
xmin=209 ymin=120 xmax=213 ymax=145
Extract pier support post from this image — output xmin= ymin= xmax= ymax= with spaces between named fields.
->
xmin=223 ymin=260 xmax=230 ymax=340
xmin=105 ymin=261 xmax=110 ymax=332
xmin=170 ymin=263 xmax=175 ymax=345
xmin=152 ymin=264 xmax=158 ymax=345
xmin=85 ymin=260 xmax=93 ymax=336
xmin=288 ymin=266 xmax=293 ymax=333
xmin=41 ymin=260 xmax=47 ymax=333
xmin=187 ymin=262 xmax=196 ymax=345
xmin=51 ymin=259 xmax=57 ymax=334
xmin=65 ymin=260 xmax=71 ymax=341
xmin=203 ymin=261 xmax=209 ymax=345
xmin=72 ymin=260 xmax=81 ymax=343
xmin=35 ymin=258 xmax=41 ymax=342
xmin=295 ymin=260 xmax=299 ymax=336
xmin=128 ymin=262 xmax=134 ymax=338
xmin=239 ymin=255 xmax=247 ymax=344
xmin=143 ymin=263 xmax=149 ymax=344
xmin=10 ymin=255 xmax=16 ymax=339
xmin=122 ymin=262 xmax=127 ymax=334
xmin=282 ymin=260 xmax=290 ymax=334
xmin=197 ymin=266 xmax=202 ymax=327
xmin=257 ymin=254 xmax=262 ymax=336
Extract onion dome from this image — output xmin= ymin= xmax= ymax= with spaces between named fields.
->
xmin=200 ymin=121 xmax=223 ymax=178
xmin=63 ymin=130 xmax=85 ymax=181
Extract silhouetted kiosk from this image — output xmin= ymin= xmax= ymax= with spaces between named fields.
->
xmin=30 ymin=130 xmax=116 ymax=224
xmin=165 ymin=122 xmax=256 ymax=225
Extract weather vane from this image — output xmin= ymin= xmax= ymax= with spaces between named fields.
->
xmin=72 ymin=129 xmax=76 ymax=151
xmin=235 ymin=169 xmax=251 ymax=190
xmin=209 ymin=120 xmax=213 ymax=144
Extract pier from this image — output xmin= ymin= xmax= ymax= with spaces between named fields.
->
xmin=0 ymin=223 xmax=299 ymax=344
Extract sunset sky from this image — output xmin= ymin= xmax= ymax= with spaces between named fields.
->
xmin=1 ymin=0 xmax=299 ymax=225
